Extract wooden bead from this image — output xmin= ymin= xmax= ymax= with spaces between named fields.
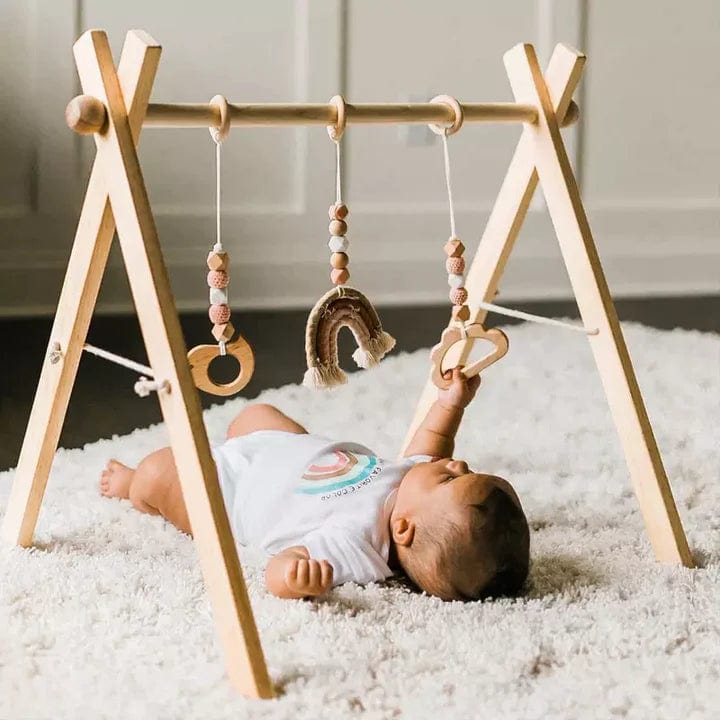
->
xmin=448 ymin=273 xmax=464 ymax=288
xmin=331 ymin=268 xmax=350 ymax=285
xmin=330 ymin=252 xmax=349 ymax=269
xmin=444 ymin=238 xmax=465 ymax=258
xmin=452 ymin=304 xmax=471 ymax=322
xmin=449 ymin=288 xmax=468 ymax=305
xmin=212 ymin=322 xmax=235 ymax=342
xmin=207 ymin=251 xmax=228 ymax=271
xmin=446 ymin=256 xmax=465 ymax=274
xmin=329 ymin=219 xmax=348 ymax=236
xmin=207 ymin=270 xmax=229 ymax=288
xmin=209 ymin=304 xmax=231 ymax=324
xmin=328 ymin=202 xmax=349 ymax=221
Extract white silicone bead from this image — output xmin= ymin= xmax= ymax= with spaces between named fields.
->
xmin=209 ymin=287 xmax=228 ymax=305
xmin=328 ymin=236 xmax=349 ymax=252
xmin=448 ymin=273 xmax=465 ymax=288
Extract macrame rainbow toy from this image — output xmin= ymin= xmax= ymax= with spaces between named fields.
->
xmin=303 ymin=286 xmax=396 ymax=389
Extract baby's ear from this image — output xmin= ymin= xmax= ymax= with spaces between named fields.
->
xmin=391 ymin=516 xmax=415 ymax=547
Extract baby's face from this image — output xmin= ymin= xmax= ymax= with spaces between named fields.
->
xmin=395 ymin=458 xmax=520 ymax=521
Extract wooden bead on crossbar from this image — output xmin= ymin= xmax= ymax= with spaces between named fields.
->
xmin=65 ymin=94 xmax=107 ymax=135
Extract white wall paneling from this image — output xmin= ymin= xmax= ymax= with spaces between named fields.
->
xmin=0 ymin=0 xmax=717 ymax=316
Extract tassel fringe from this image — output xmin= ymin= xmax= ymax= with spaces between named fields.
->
xmin=302 ymin=363 xmax=347 ymax=389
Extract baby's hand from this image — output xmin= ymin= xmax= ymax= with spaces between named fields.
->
xmin=438 ymin=366 xmax=481 ymax=409
xmin=285 ymin=557 xmax=334 ymax=597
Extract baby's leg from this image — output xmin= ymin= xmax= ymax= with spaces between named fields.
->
xmin=99 ymin=448 xmax=191 ymax=535
xmin=226 ymin=403 xmax=307 ymax=439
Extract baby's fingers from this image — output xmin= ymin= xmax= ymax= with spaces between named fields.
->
xmin=307 ymin=559 xmax=321 ymax=589
xmin=319 ymin=560 xmax=334 ymax=589
xmin=294 ymin=559 xmax=309 ymax=588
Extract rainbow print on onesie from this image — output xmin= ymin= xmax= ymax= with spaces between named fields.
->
xmin=296 ymin=449 xmax=381 ymax=496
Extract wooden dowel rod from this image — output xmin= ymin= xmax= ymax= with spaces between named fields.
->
xmin=67 ymin=96 xmax=580 ymax=134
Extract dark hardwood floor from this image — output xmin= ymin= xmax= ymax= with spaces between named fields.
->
xmin=0 ymin=295 xmax=717 ymax=470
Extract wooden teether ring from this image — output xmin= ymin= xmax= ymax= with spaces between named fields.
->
xmin=430 ymin=324 xmax=508 ymax=389
xmin=187 ymin=335 xmax=255 ymax=397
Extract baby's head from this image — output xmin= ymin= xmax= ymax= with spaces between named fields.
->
xmin=390 ymin=458 xmax=529 ymax=601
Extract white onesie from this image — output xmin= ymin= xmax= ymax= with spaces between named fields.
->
xmin=211 ymin=430 xmax=430 ymax=586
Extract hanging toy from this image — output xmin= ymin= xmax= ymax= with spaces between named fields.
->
xmin=303 ymin=95 xmax=395 ymax=388
xmin=426 ymin=95 xmax=508 ymax=390
xmin=187 ymin=95 xmax=255 ymax=396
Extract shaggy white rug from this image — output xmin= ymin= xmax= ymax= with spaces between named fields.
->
xmin=1 ymin=322 xmax=718 ymax=720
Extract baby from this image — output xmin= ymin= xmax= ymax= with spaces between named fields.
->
xmin=99 ymin=368 xmax=529 ymax=601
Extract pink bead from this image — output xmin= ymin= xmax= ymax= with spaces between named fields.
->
xmin=449 ymin=287 xmax=468 ymax=305
xmin=209 ymin=304 xmax=231 ymax=324
xmin=445 ymin=257 xmax=465 ymax=274
xmin=207 ymin=270 xmax=229 ymax=289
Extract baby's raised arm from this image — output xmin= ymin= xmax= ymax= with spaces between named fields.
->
xmin=265 ymin=546 xmax=334 ymax=599
xmin=403 ymin=367 xmax=480 ymax=459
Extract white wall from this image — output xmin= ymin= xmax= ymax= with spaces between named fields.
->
xmin=0 ymin=0 xmax=718 ymax=316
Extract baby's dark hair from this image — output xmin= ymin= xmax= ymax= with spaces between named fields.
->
xmin=402 ymin=483 xmax=530 ymax=601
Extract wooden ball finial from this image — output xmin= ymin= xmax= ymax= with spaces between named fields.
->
xmin=560 ymin=100 xmax=580 ymax=128
xmin=65 ymin=94 xmax=107 ymax=134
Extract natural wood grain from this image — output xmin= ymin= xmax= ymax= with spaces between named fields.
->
xmin=71 ymin=30 xmax=274 ymax=696
xmin=430 ymin=325 xmax=508 ymax=389
xmin=187 ymin=336 xmax=255 ymax=396
xmin=503 ymin=42 xmax=692 ymax=566
xmin=65 ymin=97 xmax=582 ymax=134
xmin=1 ymin=30 xmax=161 ymax=547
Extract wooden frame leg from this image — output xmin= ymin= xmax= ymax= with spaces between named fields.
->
xmin=1 ymin=31 xmax=160 ymax=547
xmin=402 ymin=43 xmax=692 ymax=568
xmin=402 ymin=44 xmax=585 ymax=451
xmin=71 ymin=30 xmax=274 ymax=697
xmin=503 ymin=43 xmax=692 ymax=567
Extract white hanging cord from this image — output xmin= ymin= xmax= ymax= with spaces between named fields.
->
xmin=441 ymin=132 xmax=457 ymax=238
xmin=214 ymin=140 xmax=223 ymax=253
xmin=334 ymin=139 xmax=343 ymax=204
xmin=83 ymin=343 xmax=154 ymax=376
xmin=476 ymin=300 xmax=599 ymax=335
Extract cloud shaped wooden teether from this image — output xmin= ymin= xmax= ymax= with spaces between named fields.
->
xmin=430 ymin=324 xmax=509 ymax=389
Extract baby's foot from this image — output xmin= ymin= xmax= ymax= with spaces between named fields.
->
xmin=100 ymin=460 xmax=134 ymax=500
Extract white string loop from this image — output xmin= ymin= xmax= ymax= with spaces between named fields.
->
xmin=335 ymin=138 xmax=343 ymax=204
xmin=476 ymin=300 xmax=599 ymax=335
